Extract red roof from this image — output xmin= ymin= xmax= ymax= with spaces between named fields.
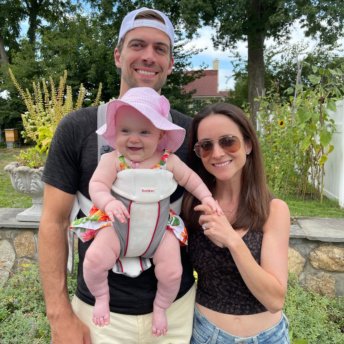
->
xmin=183 ymin=70 xmax=228 ymax=98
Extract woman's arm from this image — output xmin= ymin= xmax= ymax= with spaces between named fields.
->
xmin=196 ymin=199 xmax=290 ymax=313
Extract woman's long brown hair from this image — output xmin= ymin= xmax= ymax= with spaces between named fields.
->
xmin=182 ymin=103 xmax=272 ymax=231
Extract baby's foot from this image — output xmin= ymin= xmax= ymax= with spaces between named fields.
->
xmin=93 ymin=295 xmax=110 ymax=327
xmin=152 ymin=305 xmax=167 ymax=336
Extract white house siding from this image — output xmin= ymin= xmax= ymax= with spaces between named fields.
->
xmin=324 ymin=99 xmax=344 ymax=207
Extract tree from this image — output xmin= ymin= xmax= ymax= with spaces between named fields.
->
xmin=227 ymin=74 xmax=249 ymax=109
xmin=224 ymin=41 xmax=344 ymax=110
xmin=0 ymin=0 xmax=74 ymax=68
xmin=265 ymin=44 xmax=344 ymax=101
xmin=1 ymin=1 xmax=199 ymax=130
xmin=0 ymin=41 xmax=41 ymax=131
xmin=0 ymin=0 xmax=24 ymax=66
xmin=177 ymin=0 xmax=344 ymax=127
xmin=23 ymin=0 xmax=74 ymax=45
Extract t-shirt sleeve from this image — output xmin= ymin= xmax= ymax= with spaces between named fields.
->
xmin=170 ymin=109 xmax=192 ymax=163
xmin=42 ymin=112 xmax=83 ymax=195
xmin=170 ymin=109 xmax=192 ymax=203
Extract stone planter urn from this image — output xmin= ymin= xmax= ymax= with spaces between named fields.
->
xmin=4 ymin=162 xmax=44 ymax=222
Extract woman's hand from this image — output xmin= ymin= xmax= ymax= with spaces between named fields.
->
xmin=201 ymin=196 xmax=223 ymax=215
xmin=194 ymin=204 xmax=237 ymax=249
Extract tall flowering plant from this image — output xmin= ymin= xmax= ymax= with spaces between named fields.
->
xmin=8 ymin=69 xmax=102 ymax=168
xmin=258 ymin=63 xmax=343 ymax=201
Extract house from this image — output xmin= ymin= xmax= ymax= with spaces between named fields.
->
xmin=183 ymin=59 xmax=229 ymax=101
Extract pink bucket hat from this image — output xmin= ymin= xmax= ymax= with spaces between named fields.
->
xmin=96 ymin=87 xmax=186 ymax=152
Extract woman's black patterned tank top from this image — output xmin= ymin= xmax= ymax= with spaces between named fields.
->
xmin=189 ymin=225 xmax=267 ymax=315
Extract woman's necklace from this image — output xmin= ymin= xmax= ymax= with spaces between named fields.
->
xmin=218 ymin=200 xmax=237 ymax=221
xmin=218 ymin=200 xmax=237 ymax=212
xmin=222 ymin=208 xmax=235 ymax=214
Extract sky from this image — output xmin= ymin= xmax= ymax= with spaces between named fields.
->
xmin=183 ymin=28 xmax=246 ymax=91
xmin=183 ymin=20 xmax=327 ymax=91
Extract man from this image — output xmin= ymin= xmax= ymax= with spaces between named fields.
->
xmin=38 ymin=7 xmax=195 ymax=344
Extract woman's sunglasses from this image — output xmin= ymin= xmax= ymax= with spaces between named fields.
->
xmin=194 ymin=135 xmax=241 ymax=158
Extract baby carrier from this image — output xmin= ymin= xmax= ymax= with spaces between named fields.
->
xmin=68 ymin=103 xmax=182 ymax=277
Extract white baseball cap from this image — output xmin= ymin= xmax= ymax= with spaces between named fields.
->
xmin=118 ymin=7 xmax=175 ymax=47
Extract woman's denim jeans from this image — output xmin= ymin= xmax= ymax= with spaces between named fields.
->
xmin=191 ymin=307 xmax=290 ymax=344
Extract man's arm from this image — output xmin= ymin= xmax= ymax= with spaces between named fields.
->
xmin=38 ymin=184 xmax=91 ymax=343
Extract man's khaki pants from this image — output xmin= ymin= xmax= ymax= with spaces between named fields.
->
xmin=72 ymin=283 xmax=196 ymax=344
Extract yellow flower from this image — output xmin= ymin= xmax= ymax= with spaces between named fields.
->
xmin=278 ymin=119 xmax=285 ymax=128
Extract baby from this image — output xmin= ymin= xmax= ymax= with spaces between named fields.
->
xmin=70 ymin=87 xmax=221 ymax=336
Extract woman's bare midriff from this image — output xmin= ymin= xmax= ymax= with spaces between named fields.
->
xmin=197 ymin=303 xmax=282 ymax=337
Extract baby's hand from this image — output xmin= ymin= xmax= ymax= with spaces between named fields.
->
xmin=201 ymin=196 xmax=223 ymax=215
xmin=104 ymin=200 xmax=130 ymax=223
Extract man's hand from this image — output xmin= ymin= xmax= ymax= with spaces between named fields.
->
xmin=50 ymin=312 xmax=91 ymax=344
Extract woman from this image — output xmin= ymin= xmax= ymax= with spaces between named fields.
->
xmin=182 ymin=103 xmax=290 ymax=343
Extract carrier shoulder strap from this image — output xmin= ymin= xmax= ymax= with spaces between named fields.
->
xmin=97 ymin=103 xmax=110 ymax=162
xmin=67 ymin=102 xmax=109 ymax=273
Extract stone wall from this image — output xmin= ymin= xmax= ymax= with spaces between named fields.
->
xmin=288 ymin=218 xmax=344 ymax=297
xmin=0 ymin=208 xmax=39 ymax=287
xmin=1 ymin=209 xmax=344 ymax=297
xmin=0 ymin=228 xmax=38 ymax=287
xmin=288 ymin=240 xmax=344 ymax=297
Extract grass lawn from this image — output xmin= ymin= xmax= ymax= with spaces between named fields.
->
xmin=0 ymin=147 xmax=32 ymax=208
xmin=285 ymin=195 xmax=344 ymax=218
xmin=2 ymin=147 xmax=344 ymax=217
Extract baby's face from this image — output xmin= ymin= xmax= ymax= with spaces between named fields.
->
xmin=115 ymin=106 xmax=163 ymax=163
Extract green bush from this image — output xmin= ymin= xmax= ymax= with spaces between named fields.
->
xmin=0 ymin=263 xmax=50 ymax=343
xmin=285 ymin=274 xmax=344 ymax=343
xmin=0 ymin=262 xmax=77 ymax=343
xmin=258 ymin=63 xmax=344 ymax=201
xmin=1 ymin=265 xmax=343 ymax=343
xmin=17 ymin=146 xmax=47 ymax=169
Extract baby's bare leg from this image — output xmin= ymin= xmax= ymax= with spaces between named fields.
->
xmin=152 ymin=231 xmax=182 ymax=336
xmin=83 ymin=226 xmax=120 ymax=326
